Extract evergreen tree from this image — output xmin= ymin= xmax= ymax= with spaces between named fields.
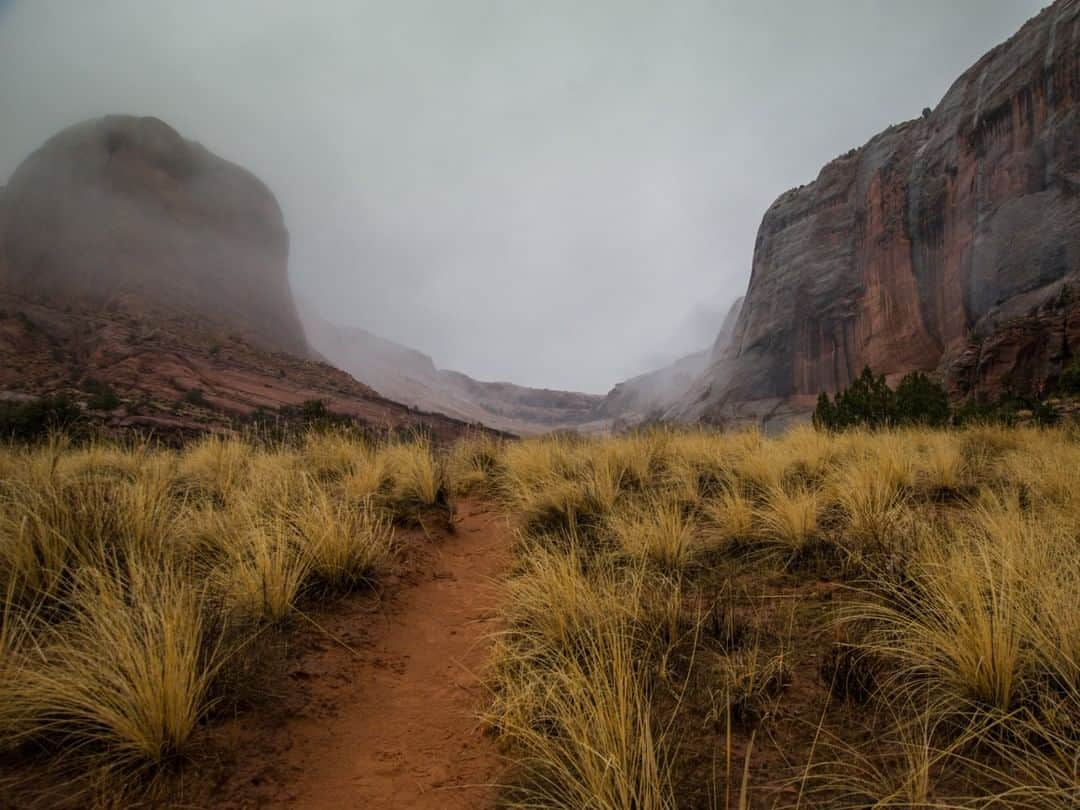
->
xmin=813 ymin=367 xmax=953 ymax=431
xmin=833 ymin=366 xmax=895 ymax=428
xmin=894 ymin=372 xmax=950 ymax=426
xmin=812 ymin=391 xmax=837 ymax=430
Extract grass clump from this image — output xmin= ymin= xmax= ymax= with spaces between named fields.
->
xmin=0 ymin=430 xmax=437 ymax=801
xmin=482 ymin=423 xmax=1080 ymax=808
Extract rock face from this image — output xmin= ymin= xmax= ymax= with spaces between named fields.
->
xmin=0 ymin=115 xmax=309 ymax=356
xmin=599 ymin=297 xmax=743 ymax=422
xmin=299 ymin=300 xmax=608 ymax=434
xmin=672 ymin=0 xmax=1080 ymax=426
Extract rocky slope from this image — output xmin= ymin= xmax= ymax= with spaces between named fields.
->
xmin=671 ymin=0 xmax=1080 ymax=428
xmin=0 ymin=115 xmax=309 ymax=356
xmin=0 ymin=117 xmax=484 ymax=440
xmin=0 ymin=294 xmax=480 ymax=442
xmin=300 ymin=302 xmax=607 ymax=434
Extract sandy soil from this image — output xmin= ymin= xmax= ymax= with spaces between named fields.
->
xmin=208 ymin=500 xmax=509 ymax=809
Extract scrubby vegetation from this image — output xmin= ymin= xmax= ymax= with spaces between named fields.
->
xmin=1 ymin=423 xmax=1077 ymax=807
xmin=1060 ymin=356 xmax=1080 ymax=395
xmin=473 ymin=425 xmax=1079 ymax=808
xmin=815 ymin=366 xmax=1069 ymax=430
xmin=0 ymin=430 xmax=452 ymax=802
xmin=0 ymin=394 xmax=83 ymax=442
xmin=814 ymin=368 xmax=952 ymax=430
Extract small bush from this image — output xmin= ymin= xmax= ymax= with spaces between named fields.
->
xmin=894 ymin=372 xmax=950 ymax=427
xmin=0 ymin=395 xmax=82 ymax=442
xmin=814 ymin=367 xmax=896 ymax=431
xmin=1058 ymin=358 xmax=1080 ymax=395
xmin=815 ymin=368 xmax=951 ymax=430
xmin=182 ymin=388 xmax=210 ymax=408
xmin=83 ymin=378 xmax=120 ymax=411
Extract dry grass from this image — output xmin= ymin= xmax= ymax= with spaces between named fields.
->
xmin=0 ymin=430 xmax=444 ymax=798
xmin=14 ymin=560 xmax=221 ymax=772
xmin=482 ymin=424 xmax=1080 ymax=808
xmin=610 ymin=496 xmax=696 ymax=571
xmin=2 ymin=423 xmax=1077 ymax=807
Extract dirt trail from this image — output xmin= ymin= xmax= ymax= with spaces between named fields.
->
xmin=216 ymin=500 xmax=509 ymax=809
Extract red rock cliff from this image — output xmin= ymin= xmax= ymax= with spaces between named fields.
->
xmin=0 ymin=115 xmax=309 ymax=357
xmin=673 ymin=0 xmax=1080 ymax=426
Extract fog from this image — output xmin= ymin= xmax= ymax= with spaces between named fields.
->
xmin=0 ymin=1 xmax=1043 ymax=393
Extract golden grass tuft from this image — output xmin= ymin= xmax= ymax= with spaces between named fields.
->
xmin=482 ymin=423 xmax=1080 ymax=807
xmin=2 ymin=422 xmax=1078 ymax=806
xmin=13 ymin=560 xmax=224 ymax=773
xmin=609 ymin=497 xmax=696 ymax=571
xmin=0 ymin=430 xmax=430 ymax=797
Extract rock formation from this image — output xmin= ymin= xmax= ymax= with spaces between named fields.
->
xmin=0 ymin=294 xmax=483 ymax=442
xmin=599 ymin=297 xmax=743 ymax=422
xmin=0 ymin=117 xmax=491 ymax=439
xmin=299 ymin=300 xmax=608 ymax=434
xmin=0 ymin=115 xmax=309 ymax=356
xmin=672 ymin=0 xmax=1080 ymax=428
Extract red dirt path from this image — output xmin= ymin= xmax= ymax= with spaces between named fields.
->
xmin=211 ymin=500 xmax=509 ymax=809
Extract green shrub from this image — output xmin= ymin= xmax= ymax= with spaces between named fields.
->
xmin=815 ymin=369 xmax=951 ymax=431
xmin=82 ymin=378 xmax=120 ymax=411
xmin=183 ymin=388 xmax=210 ymax=407
xmin=951 ymin=395 xmax=1058 ymax=428
xmin=0 ymin=395 xmax=82 ymax=441
xmin=277 ymin=400 xmax=353 ymax=432
xmin=894 ymin=372 xmax=950 ymax=427
xmin=1059 ymin=358 xmax=1080 ymax=396
xmin=814 ymin=367 xmax=896 ymax=430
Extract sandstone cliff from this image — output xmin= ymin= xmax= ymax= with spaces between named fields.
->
xmin=672 ymin=0 xmax=1080 ymax=427
xmin=0 ymin=117 xmax=489 ymax=439
xmin=0 ymin=115 xmax=309 ymax=356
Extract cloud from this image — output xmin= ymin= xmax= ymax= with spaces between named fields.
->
xmin=0 ymin=0 xmax=1045 ymax=393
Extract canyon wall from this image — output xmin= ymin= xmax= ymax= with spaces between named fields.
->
xmin=299 ymin=300 xmax=607 ymax=434
xmin=672 ymin=0 xmax=1080 ymax=427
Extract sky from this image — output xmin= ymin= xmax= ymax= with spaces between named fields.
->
xmin=0 ymin=1 xmax=1045 ymax=393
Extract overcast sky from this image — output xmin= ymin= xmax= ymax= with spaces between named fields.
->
xmin=0 ymin=1 xmax=1045 ymax=392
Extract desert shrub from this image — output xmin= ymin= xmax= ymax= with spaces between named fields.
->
xmin=290 ymin=480 xmax=394 ymax=592
xmin=487 ymin=555 xmax=675 ymax=810
xmin=755 ymin=485 xmax=823 ymax=566
xmin=815 ymin=369 xmax=951 ymax=430
xmin=709 ymin=644 xmax=791 ymax=724
xmin=893 ymin=372 xmax=950 ymax=427
xmin=380 ymin=438 xmax=449 ymax=522
xmin=182 ymin=387 xmax=210 ymax=408
xmin=276 ymin=399 xmax=355 ymax=432
xmin=609 ymin=496 xmax=696 ymax=572
xmin=956 ymin=394 xmax=1059 ymax=427
xmin=12 ymin=560 xmax=227 ymax=774
xmin=446 ymin=432 xmax=504 ymax=495
xmin=82 ymin=378 xmax=121 ymax=411
xmin=1058 ymin=357 xmax=1080 ymax=395
xmin=701 ymin=487 xmax=755 ymax=552
xmin=0 ymin=394 xmax=82 ymax=442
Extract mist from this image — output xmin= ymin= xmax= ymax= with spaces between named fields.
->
xmin=0 ymin=0 xmax=1044 ymax=393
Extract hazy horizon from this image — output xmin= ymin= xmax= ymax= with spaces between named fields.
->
xmin=0 ymin=0 xmax=1044 ymax=393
